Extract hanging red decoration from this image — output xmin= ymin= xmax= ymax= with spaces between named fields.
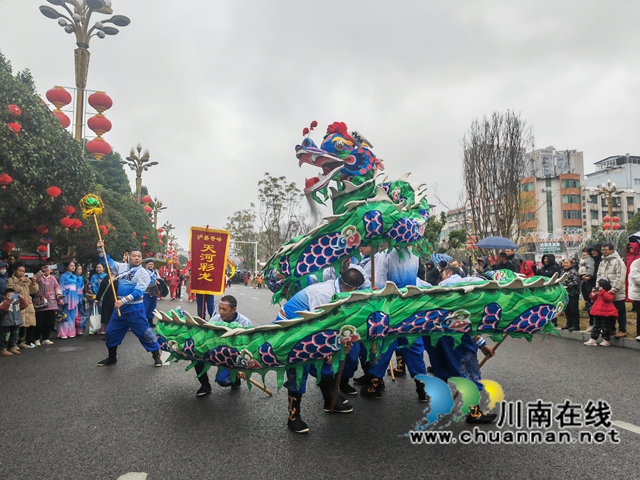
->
xmin=36 ymin=225 xmax=49 ymax=235
xmin=3 ymin=225 xmax=12 ymax=231
xmin=7 ymin=122 xmax=21 ymax=134
xmin=613 ymin=224 xmax=621 ymax=230
xmin=60 ymin=217 xmax=74 ymax=230
xmin=0 ymin=242 xmax=15 ymax=252
xmin=100 ymin=225 xmax=109 ymax=236
xmin=88 ymin=91 xmax=113 ymax=113
xmin=157 ymin=227 xmax=164 ymax=233
xmin=71 ymin=219 xmax=83 ymax=230
xmin=159 ymin=240 xmax=164 ymax=245
xmin=7 ymin=105 xmax=22 ymax=116
xmin=602 ymin=216 xmax=611 ymax=222
xmin=54 ymin=111 xmax=71 ymax=129
xmin=142 ymin=235 xmax=147 ymax=240
xmin=46 ymin=186 xmax=62 ymax=198
xmin=0 ymin=173 xmax=12 ymax=190
xmin=87 ymin=114 xmax=112 ymax=136
xmin=37 ymin=245 xmax=48 ymax=253
xmin=143 ymin=205 xmax=153 ymax=214
xmin=141 ymin=242 xmax=147 ymax=247
xmin=86 ymin=137 xmax=111 ymax=161
xmin=141 ymin=195 xmax=152 ymax=205
xmin=46 ymin=86 xmax=72 ymax=109
xmin=603 ymin=223 xmax=612 ymax=230
xmin=612 ymin=216 xmax=620 ymax=223
xmin=63 ymin=205 xmax=76 ymax=216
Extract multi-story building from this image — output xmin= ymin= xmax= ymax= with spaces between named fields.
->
xmin=525 ymin=147 xmax=584 ymax=179
xmin=581 ymin=186 xmax=637 ymax=231
xmin=583 ymin=154 xmax=640 ymax=204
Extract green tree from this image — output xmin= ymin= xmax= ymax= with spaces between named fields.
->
xmin=257 ymin=173 xmax=305 ymax=258
xmin=423 ymin=212 xmax=447 ymax=251
xmin=89 ymin=150 xmax=131 ymax=196
xmin=225 ymin=206 xmax=257 ymax=269
xmin=0 ymin=50 xmax=95 ymax=255
xmin=448 ymin=229 xmax=468 ymax=249
xmin=626 ymin=211 xmax=640 ymax=235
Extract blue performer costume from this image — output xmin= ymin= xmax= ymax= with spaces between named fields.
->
xmin=276 ymin=268 xmax=365 ymax=434
xmin=422 ymin=266 xmax=497 ymax=423
xmin=359 ymin=248 xmax=428 ymax=401
xmin=97 ymin=247 xmax=162 ymax=367
xmin=194 ymin=309 xmax=253 ymax=394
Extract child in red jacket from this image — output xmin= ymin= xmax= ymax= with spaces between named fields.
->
xmin=585 ymin=278 xmax=618 ymax=347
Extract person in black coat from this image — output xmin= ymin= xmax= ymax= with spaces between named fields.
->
xmin=96 ymin=275 xmax=117 ymax=334
xmin=425 ymin=261 xmax=440 ymax=285
xmin=537 ymin=254 xmax=561 ymax=277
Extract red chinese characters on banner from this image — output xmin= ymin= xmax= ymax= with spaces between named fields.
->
xmin=189 ymin=227 xmax=230 ymax=295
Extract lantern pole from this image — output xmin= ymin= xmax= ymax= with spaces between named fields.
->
xmin=121 ymin=144 xmax=158 ymax=204
xmin=39 ymin=1 xmax=131 ymax=143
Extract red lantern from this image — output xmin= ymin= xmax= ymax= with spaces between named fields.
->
xmin=603 ymin=223 xmax=611 ymax=230
xmin=612 ymin=216 xmax=620 ymax=223
xmin=86 ymin=137 xmax=111 ymax=161
xmin=37 ymin=245 xmax=48 ymax=253
xmin=100 ymin=225 xmax=109 ymax=236
xmin=613 ymin=224 xmax=621 ymax=230
xmin=0 ymin=173 xmax=12 ymax=190
xmin=7 ymin=122 xmax=21 ymax=134
xmin=7 ymin=105 xmax=21 ymax=116
xmin=0 ymin=242 xmax=15 ymax=252
xmin=46 ymin=186 xmax=62 ymax=198
xmin=36 ymin=225 xmax=49 ymax=235
xmin=88 ymin=91 xmax=113 ymax=113
xmin=142 ymin=235 xmax=147 ymax=240
xmin=54 ymin=111 xmax=71 ymax=129
xmin=141 ymin=195 xmax=152 ymax=205
xmin=143 ymin=205 xmax=153 ymax=214
xmin=3 ymin=225 xmax=12 ymax=231
xmin=159 ymin=240 xmax=164 ymax=245
xmin=157 ymin=228 xmax=164 ymax=233
xmin=602 ymin=216 xmax=611 ymax=222
xmin=141 ymin=242 xmax=147 ymax=247
xmin=63 ymin=205 xmax=76 ymax=216
xmin=72 ymin=219 xmax=83 ymax=230
xmin=87 ymin=114 xmax=112 ymax=136
xmin=60 ymin=217 xmax=74 ymax=230
xmin=46 ymin=86 xmax=72 ymax=109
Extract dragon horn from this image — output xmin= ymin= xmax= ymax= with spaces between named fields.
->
xmin=158 ymin=310 xmax=172 ymax=323
xmin=170 ymin=310 xmax=186 ymax=325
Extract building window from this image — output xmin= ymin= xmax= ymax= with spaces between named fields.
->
xmin=562 ymin=194 xmax=581 ymax=204
xmin=561 ymin=179 xmax=580 ymax=188
xmin=590 ymin=210 xmax=599 ymax=220
xmin=628 ymin=197 xmax=635 ymax=206
xmin=521 ymin=182 xmax=534 ymax=192
xmin=634 ymin=178 xmax=640 ymax=186
xmin=522 ymin=213 xmax=536 ymax=222
xmin=590 ymin=195 xmax=597 ymax=204
xmin=563 ymin=210 xmax=581 ymax=219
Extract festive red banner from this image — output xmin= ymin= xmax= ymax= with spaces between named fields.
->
xmin=189 ymin=227 xmax=230 ymax=295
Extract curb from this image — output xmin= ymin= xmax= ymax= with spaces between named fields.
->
xmin=554 ymin=328 xmax=640 ymax=350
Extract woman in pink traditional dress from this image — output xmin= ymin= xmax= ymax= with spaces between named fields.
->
xmin=34 ymin=264 xmax=62 ymax=346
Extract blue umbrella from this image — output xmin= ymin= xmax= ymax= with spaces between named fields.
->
xmin=430 ymin=253 xmax=454 ymax=264
xmin=475 ymin=236 xmax=518 ymax=250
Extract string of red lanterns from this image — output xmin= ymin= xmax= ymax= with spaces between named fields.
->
xmin=85 ymin=92 xmax=113 ymax=161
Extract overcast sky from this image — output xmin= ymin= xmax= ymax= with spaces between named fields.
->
xmin=2 ymin=0 xmax=640 ymax=248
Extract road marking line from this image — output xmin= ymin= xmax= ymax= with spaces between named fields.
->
xmin=252 ymin=297 xmax=258 ymax=300
xmin=613 ymin=420 xmax=640 ymax=435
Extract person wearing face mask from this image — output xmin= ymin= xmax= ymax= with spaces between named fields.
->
xmin=57 ymin=261 xmax=80 ymax=339
xmin=0 ymin=261 xmax=8 ymax=295
xmin=34 ymin=264 xmax=62 ymax=346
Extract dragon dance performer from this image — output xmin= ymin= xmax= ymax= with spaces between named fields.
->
xmin=423 ymin=266 xmax=497 ymax=423
xmin=195 ymin=295 xmax=253 ymax=397
xmin=359 ymin=247 xmax=429 ymax=402
xmin=275 ymin=268 xmax=365 ymax=434
xmin=95 ymin=240 xmax=163 ymax=368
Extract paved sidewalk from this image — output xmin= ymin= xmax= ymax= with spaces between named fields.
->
xmin=554 ymin=327 xmax=640 ymax=350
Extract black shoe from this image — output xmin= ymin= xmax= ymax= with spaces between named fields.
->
xmin=319 ymin=376 xmax=354 ymax=413
xmin=287 ymin=392 xmax=309 ymax=434
xmin=353 ymin=373 xmax=372 ymax=385
xmin=98 ymin=346 xmax=117 ymax=367
xmin=231 ymin=377 xmax=242 ymax=389
xmin=196 ymin=384 xmax=212 ymax=397
xmin=152 ymin=350 xmax=163 ymax=367
xmin=415 ymin=379 xmax=427 ymax=403
xmin=98 ymin=356 xmax=117 ymax=367
xmin=466 ymin=405 xmax=497 ymax=424
xmin=568 ymin=327 xmax=580 ymax=332
xmin=360 ymin=378 xmax=383 ymax=399
xmin=388 ymin=355 xmax=407 ymax=377
xmin=339 ymin=378 xmax=358 ymax=395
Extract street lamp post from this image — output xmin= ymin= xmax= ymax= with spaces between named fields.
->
xmin=153 ymin=197 xmax=167 ymax=229
xmin=121 ymin=144 xmax=159 ymax=204
xmin=162 ymin=221 xmax=175 ymax=254
xmin=39 ymin=0 xmax=131 ymax=142
xmin=601 ymin=179 xmax=617 ymax=222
